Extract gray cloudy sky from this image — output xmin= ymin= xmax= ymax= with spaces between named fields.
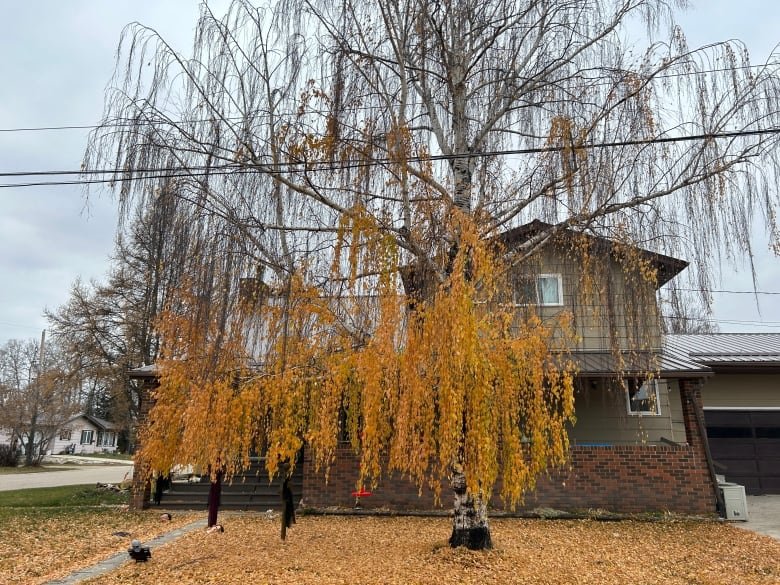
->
xmin=1 ymin=0 xmax=779 ymax=347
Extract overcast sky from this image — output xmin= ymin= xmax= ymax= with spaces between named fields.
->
xmin=1 ymin=1 xmax=779 ymax=348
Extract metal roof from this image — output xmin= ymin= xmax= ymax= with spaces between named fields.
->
xmin=665 ymin=333 xmax=780 ymax=366
xmin=133 ymin=334 xmax=779 ymax=381
xmin=571 ymin=348 xmax=710 ymax=377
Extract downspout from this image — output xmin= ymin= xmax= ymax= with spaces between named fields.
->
xmin=687 ymin=378 xmax=726 ymax=518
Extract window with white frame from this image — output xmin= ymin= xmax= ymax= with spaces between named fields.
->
xmin=80 ymin=430 xmax=94 ymax=445
xmin=514 ymin=274 xmax=563 ymax=306
xmin=625 ymin=379 xmax=661 ymax=415
xmin=97 ymin=431 xmax=116 ymax=447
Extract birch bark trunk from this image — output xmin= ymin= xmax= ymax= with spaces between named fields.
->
xmin=448 ymin=467 xmax=492 ymax=549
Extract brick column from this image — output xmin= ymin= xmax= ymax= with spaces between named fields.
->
xmin=678 ymin=378 xmax=720 ymax=514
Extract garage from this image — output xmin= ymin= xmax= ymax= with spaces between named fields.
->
xmin=665 ymin=333 xmax=780 ymax=495
xmin=705 ymin=409 xmax=780 ymax=495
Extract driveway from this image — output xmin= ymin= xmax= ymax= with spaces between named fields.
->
xmin=0 ymin=463 xmax=134 ymax=492
xmin=741 ymin=495 xmax=780 ymax=541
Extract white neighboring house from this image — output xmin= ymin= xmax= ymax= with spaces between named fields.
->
xmin=0 ymin=428 xmax=17 ymax=449
xmin=49 ymin=414 xmax=120 ymax=455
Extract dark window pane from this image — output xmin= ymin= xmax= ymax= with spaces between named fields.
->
xmin=513 ymin=277 xmax=536 ymax=304
xmin=627 ymin=379 xmax=659 ymax=414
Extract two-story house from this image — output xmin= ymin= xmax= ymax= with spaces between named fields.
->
xmin=296 ymin=221 xmax=718 ymax=514
xmin=129 ymin=221 xmax=722 ymax=516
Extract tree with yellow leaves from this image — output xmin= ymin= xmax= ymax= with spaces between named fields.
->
xmin=88 ymin=0 xmax=780 ymax=548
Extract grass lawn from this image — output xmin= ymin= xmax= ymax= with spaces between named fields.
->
xmin=75 ymin=452 xmax=134 ymax=461
xmin=0 ymin=484 xmax=129 ymax=507
xmin=34 ymin=513 xmax=780 ymax=585
xmin=0 ymin=484 xmax=199 ymax=585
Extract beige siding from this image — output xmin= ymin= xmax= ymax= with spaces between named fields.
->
xmin=701 ymin=373 xmax=780 ymax=408
xmin=570 ymin=379 xmax=682 ymax=445
xmin=512 ymin=248 xmax=661 ymax=353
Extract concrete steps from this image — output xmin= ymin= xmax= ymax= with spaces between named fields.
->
xmin=153 ymin=459 xmax=303 ymax=511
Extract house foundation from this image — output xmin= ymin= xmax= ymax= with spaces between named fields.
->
xmin=301 ymin=379 xmax=718 ymax=515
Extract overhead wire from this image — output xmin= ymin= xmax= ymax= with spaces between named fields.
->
xmin=667 ymin=288 xmax=780 ymax=295
xmin=1 ymin=60 xmax=779 ymax=134
xmin=2 ymin=126 xmax=780 ymax=189
xmin=661 ymin=315 xmax=780 ymax=328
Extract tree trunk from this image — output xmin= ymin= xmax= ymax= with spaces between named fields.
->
xmin=25 ymin=419 xmax=38 ymax=467
xmin=449 ymin=467 xmax=492 ymax=550
xmin=280 ymin=476 xmax=296 ymax=540
xmin=207 ymin=470 xmax=222 ymax=527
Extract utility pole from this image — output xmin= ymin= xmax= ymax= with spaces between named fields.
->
xmin=38 ymin=329 xmax=46 ymax=371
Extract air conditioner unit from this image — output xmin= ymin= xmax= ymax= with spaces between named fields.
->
xmin=719 ymin=483 xmax=749 ymax=521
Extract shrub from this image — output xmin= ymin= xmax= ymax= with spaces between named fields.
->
xmin=0 ymin=444 xmax=19 ymax=467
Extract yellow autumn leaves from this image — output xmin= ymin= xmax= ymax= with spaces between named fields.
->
xmin=140 ymin=212 xmax=577 ymax=508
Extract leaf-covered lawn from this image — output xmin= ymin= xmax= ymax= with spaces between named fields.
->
xmin=0 ymin=507 xmax=199 ymax=585
xmin=81 ymin=515 xmax=779 ymax=585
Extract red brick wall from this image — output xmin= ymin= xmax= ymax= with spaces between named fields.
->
xmin=301 ymin=379 xmax=719 ymax=516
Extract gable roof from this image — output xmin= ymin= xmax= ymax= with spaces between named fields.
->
xmin=499 ymin=220 xmax=688 ymax=287
xmin=66 ymin=413 xmax=118 ymax=431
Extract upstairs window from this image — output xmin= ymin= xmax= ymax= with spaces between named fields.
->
xmin=626 ymin=379 xmax=661 ymax=415
xmin=514 ymin=274 xmax=563 ymax=306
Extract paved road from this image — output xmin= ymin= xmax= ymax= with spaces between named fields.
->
xmin=0 ymin=465 xmax=134 ymax=492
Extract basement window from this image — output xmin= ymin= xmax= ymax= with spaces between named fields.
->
xmin=626 ymin=379 xmax=661 ymax=416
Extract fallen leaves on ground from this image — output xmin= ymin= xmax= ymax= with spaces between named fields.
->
xmin=0 ymin=508 xmax=199 ymax=584
xmin=81 ymin=515 xmax=780 ymax=585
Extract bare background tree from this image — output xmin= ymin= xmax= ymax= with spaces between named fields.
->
xmin=47 ymin=184 xmax=197 ymax=452
xmin=83 ymin=0 xmax=780 ymax=548
xmin=0 ymin=335 xmax=79 ymax=465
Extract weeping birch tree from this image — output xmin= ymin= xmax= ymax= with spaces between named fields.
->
xmin=86 ymin=0 xmax=780 ymax=548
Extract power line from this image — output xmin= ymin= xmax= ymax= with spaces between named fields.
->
xmin=667 ymin=288 xmax=780 ymax=296
xmin=2 ymin=126 xmax=780 ymax=189
xmin=662 ymin=314 xmax=780 ymax=327
xmin=0 ymin=169 xmax=245 ymax=189
xmin=0 ymin=123 xmax=112 ymax=133
xmin=0 ymin=165 xmax=238 ymax=178
xmin=0 ymin=320 xmax=42 ymax=330
xmin=2 ymin=61 xmax=779 ymax=135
